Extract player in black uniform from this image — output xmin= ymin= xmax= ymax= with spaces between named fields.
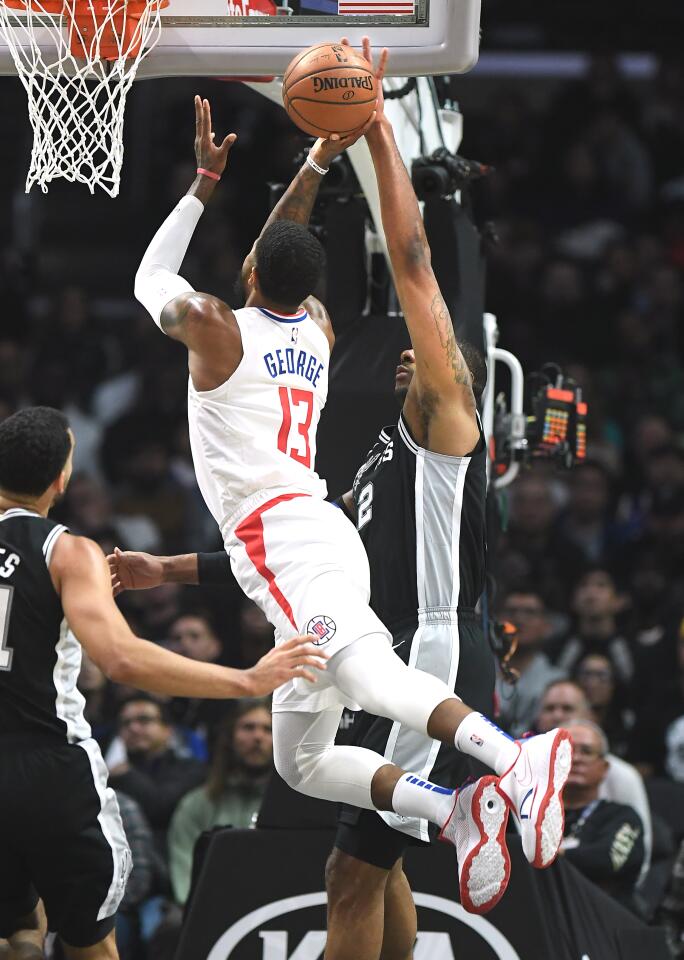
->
xmin=0 ymin=407 xmax=326 ymax=960
xmin=322 ymin=341 xmax=495 ymax=955
xmin=324 ymin=40 xmax=497 ymax=957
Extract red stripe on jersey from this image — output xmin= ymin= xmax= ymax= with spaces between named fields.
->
xmin=235 ymin=492 xmax=308 ymax=630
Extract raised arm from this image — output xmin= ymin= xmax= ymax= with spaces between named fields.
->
xmin=358 ymin=41 xmax=480 ymax=457
xmin=53 ymin=534 xmax=325 ymax=698
xmin=239 ymin=122 xmax=374 ymax=349
xmin=134 ymin=96 xmax=243 ymax=392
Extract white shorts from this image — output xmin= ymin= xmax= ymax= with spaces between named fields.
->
xmin=225 ymin=492 xmax=390 ymax=713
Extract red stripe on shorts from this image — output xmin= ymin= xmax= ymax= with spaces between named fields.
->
xmin=234 ymin=493 xmax=308 ymax=631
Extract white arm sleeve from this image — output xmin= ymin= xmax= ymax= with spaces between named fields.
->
xmin=134 ymin=194 xmax=205 ymax=330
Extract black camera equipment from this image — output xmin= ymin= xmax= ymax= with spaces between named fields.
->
xmin=411 ymin=147 xmax=492 ymax=201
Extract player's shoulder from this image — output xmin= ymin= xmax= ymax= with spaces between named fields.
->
xmin=50 ymin=531 xmax=104 ymax=573
xmin=0 ymin=511 xmax=69 ymax=561
xmin=301 ymin=296 xmax=334 ymax=351
xmin=181 ymin=292 xmax=237 ymax=327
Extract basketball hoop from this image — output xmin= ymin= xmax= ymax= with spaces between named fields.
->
xmin=0 ymin=0 xmax=169 ymax=196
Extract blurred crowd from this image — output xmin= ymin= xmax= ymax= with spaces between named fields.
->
xmin=1 ymin=53 xmax=683 ymax=959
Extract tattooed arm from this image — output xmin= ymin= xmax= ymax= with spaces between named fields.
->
xmin=365 ymin=115 xmax=480 ymax=456
xmin=159 ymin=143 xmax=336 ymax=383
xmin=239 ymin=135 xmax=359 ymax=350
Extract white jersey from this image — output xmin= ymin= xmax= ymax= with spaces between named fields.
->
xmin=188 ymin=304 xmax=330 ymax=536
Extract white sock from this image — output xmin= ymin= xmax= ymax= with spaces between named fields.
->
xmin=391 ymin=773 xmax=456 ymax=828
xmin=455 ymin=712 xmax=520 ymax=775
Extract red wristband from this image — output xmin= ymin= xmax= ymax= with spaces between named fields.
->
xmin=197 ymin=167 xmax=221 ymax=181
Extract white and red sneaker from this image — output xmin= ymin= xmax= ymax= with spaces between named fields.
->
xmin=440 ymin=776 xmax=511 ymax=914
xmin=498 ymin=728 xmax=573 ymax=869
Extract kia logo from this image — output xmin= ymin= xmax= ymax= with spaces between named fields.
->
xmin=207 ymin=891 xmax=521 ymax=958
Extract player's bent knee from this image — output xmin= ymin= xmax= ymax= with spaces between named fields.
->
xmin=329 ymin=635 xmax=457 ymax=736
xmin=273 ymin=748 xmax=304 ymax=791
xmin=273 ymin=742 xmax=321 ymax=793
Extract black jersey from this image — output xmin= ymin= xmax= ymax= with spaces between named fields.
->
xmin=352 ymin=413 xmax=487 ymax=631
xmin=0 ymin=508 xmax=90 ymax=742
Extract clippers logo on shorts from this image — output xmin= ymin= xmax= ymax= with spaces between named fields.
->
xmin=306 ymin=615 xmax=336 ymax=646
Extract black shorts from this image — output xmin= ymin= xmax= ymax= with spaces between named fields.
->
xmin=0 ymin=735 xmax=131 ymax=948
xmin=335 ymin=612 xmax=495 ymax=871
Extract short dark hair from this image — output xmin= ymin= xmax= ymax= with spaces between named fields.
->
xmin=117 ymin=692 xmax=171 ymax=726
xmin=500 ymin=586 xmax=546 ymax=609
xmin=459 ymin=340 xmax=487 ymax=403
xmin=255 ymin=220 xmax=326 ymax=309
xmin=542 ymin=678 xmax=587 ymax=701
xmin=0 ymin=407 xmax=71 ymax=497
xmin=574 ymin=564 xmax=621 ymax=593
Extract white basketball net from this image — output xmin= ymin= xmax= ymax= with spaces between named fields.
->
xmin=0 ymin=1 xmax=167 ymax=196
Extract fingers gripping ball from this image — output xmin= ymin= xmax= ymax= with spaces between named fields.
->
xmin=283 ymin=42 xmax=377 ymax=139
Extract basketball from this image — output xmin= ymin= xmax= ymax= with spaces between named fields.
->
xmin=282 ymin=42 xmax=377 ymax=139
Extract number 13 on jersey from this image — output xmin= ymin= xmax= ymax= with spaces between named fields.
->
xmin=277 ymin=387 xmax=314 ymax=469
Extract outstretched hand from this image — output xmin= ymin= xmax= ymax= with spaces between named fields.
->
xmin=308 ymin=36 xmax=389 ymax=169
xmin=341 ymin=35 xmax=389 ymax=127
xmin=194 ymin=95 xmax=237 ymax=177
xmin=244 ymin=635 xmax=329 ymax=696
xmin=107 ymin=547 xmax=164 ymax=596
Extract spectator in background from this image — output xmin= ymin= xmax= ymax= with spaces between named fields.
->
xmin=535 ymin=679 xmax=590 ymax=734
xmin=107 ymin=694 xmax=206 ymax=853
xmin=62 ymin=472 xmax=161 ymax=553
xmin=637 ymin=448 xmax=684 ymax=594
xmin=168 ymin=700 xmax=273 ymax=905
xmin=115 ymin=792 xmax=156 ymax=960
xmin=236 ymin=597 xmax=275 ymax=669
xmin=625 ymin=549 xmax=680 ymax=692
xmin=495 ymin=589 xmax=567 ymax=738
xmin=622 ymin=415 xmax=675 ymax=502
xmin=556 ymin=460 xmax=616 ymax=564
xmin=78 ymin=651 xmax=118 ymax=745
xmin=630 ymin=617 xmax=684 ymax=780
xmin=34 ymin=285 xmax=109 ymax=405
xmin=107 ymin=694 xmax=207 ymax=945
xmin=590 ymin=109 xmax=654 ymax=215
xmin=498 ymin=470 xmax=586 ymax=608
xmin=103 ymin=413 xmax=194 ymax=552
xmin=559 ymin=719 xmax=645 ymax=912
xmin=658 ymin=838 xmax=684 ymax=959
xmin=573 ymin=653 xmax=636 ymax=759
xmin=169 ymin=611 xmax=223 ymax=663
xmin=122 ymin=581 xmax=184 ymax=645
xmin=536 ymin=680 xmax=652 ymax=882
xmin=553 ymin=567 xmax=635 ymax=690
xmin=167 ymin=612 xmax=232 ymax=759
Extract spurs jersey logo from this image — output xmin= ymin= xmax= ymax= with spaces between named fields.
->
xmin=353 ymin=437 xmax=394 ymax=494
xmin=0 ymin=549 xmax=20 ymax=578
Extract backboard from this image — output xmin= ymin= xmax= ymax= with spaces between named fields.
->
xmin=0 ymin=0 xmax=482 ymax=79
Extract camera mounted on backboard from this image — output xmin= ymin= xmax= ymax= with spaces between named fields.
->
xmin=411 ymin=147 xmax=492 ymax=201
